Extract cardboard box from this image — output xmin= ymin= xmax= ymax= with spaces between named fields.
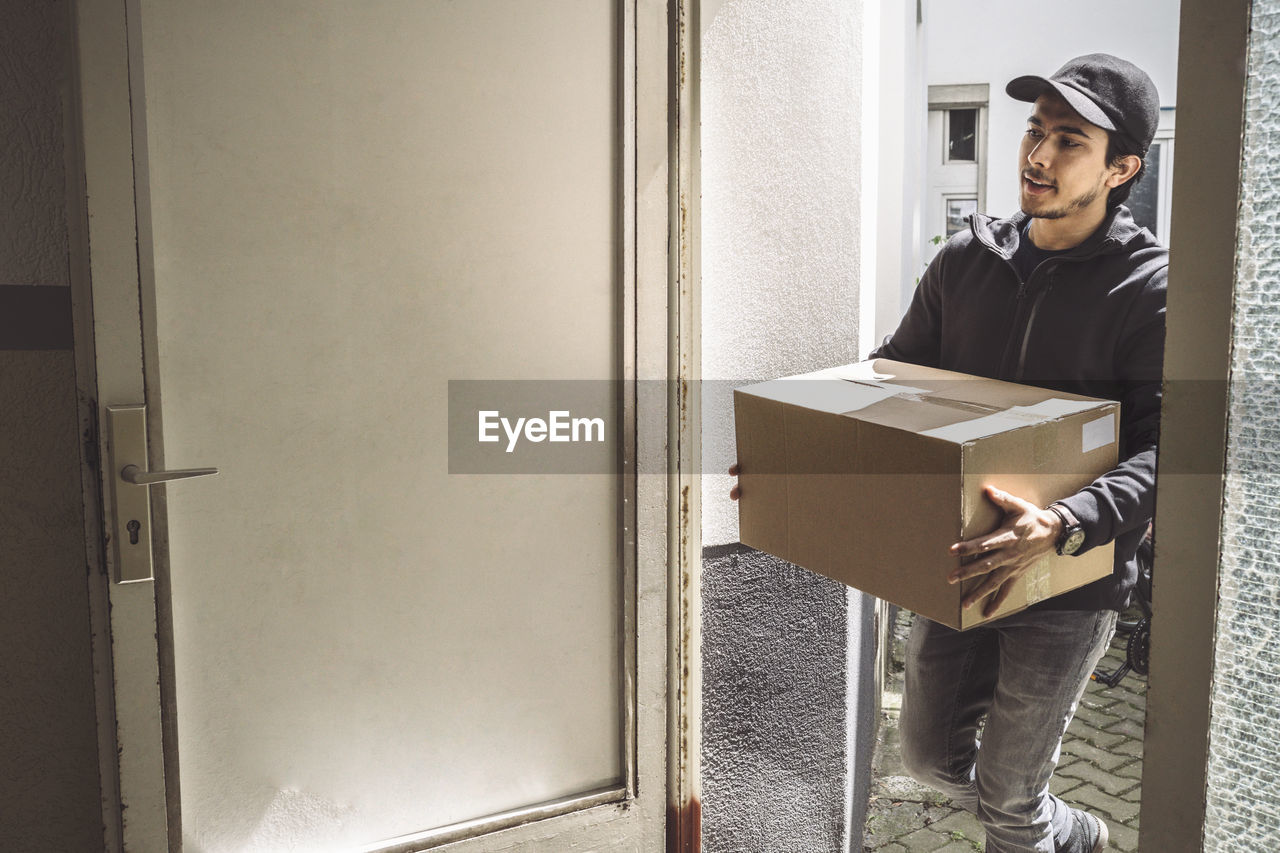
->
xmin=733 ymin=359 xmax=1118 ymax=630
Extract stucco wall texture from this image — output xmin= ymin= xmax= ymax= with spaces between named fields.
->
xmin=698 ymin=2 xmax=868 ymax=851
xmin=700 ymin=0 xmax=863 ymax=549
xmin=0 ymin=1 xmax=106 ymax=849
xmin=701 ymin=547 xmax=853 ymax=852
xmin=0 ymin=0 xmax=72 ymax=287
xmin=1203 ymin=1 xmax=1280 ymax=847
xmin=0 ymin=352 xmax=103 ymax=852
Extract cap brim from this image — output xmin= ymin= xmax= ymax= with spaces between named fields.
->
xmin=1005 ymin=75 xmax=1117 ymax=132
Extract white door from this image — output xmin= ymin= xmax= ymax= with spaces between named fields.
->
xmin=75 ymin=1 xmax=672 ymax=851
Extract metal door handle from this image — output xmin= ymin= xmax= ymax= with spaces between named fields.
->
xmin=121 ymin=464 xmax=219 ymax=485
xmin=106 ymin=404 xmax=220 ymax=583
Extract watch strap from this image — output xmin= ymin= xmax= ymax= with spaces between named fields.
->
xmin=1047 ymin=502 xmax=1084 ymax=555
xmin=1048 ymin=502 xmax=1079 ymax=529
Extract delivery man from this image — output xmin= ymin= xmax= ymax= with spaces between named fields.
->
xmin=731 ymin=54 xmax=1166 ymax=852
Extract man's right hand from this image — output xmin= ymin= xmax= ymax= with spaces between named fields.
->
xmin=729 ymin=463 xmax=741 ymax=500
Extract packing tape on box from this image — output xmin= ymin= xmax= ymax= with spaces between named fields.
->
xmin=918 ymin=399 xmax=1105 ymax=444
xmin=1025 ymin=560 xmax=1052 ymax=605
xmin=891 ymin=391 xmax=1001 ymax=414
xmin=920 ymin=408 xmax=1050 ymax=443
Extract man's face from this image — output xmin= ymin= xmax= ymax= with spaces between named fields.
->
xmin=1017 ymin=94 xmax=1117 ymax=221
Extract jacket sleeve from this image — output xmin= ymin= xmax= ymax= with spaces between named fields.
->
xmin=866 ymin=242 xmax=949 ymax=365
xmin=1055 ymin=265 xmax=1167 ymax=552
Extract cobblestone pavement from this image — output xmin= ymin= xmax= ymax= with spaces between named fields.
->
xmin=864 ymin=608 xmax=1147 ymax=852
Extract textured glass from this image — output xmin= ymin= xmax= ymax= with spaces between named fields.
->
xmin=1204 ymin=4 xmax=1280 ymax=849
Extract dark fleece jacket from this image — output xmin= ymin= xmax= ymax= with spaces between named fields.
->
xmin=868 ymin=204 xmax=1167 ymax=613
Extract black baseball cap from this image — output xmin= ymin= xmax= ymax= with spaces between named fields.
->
xmin=1006 ymin=53 xmax=1160 ymax=153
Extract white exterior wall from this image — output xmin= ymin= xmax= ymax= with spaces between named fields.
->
xmin=698 ymin=5 xmax=876 ymax=851
xmin=700 ymin=0 xmax=865 ymax=548
xmin=924 ymin=0 xmax=1181 ymax=223
xmin=875 ymin=1 xmax=927 ymax=332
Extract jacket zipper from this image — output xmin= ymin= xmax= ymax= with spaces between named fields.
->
xmin=995 ymin=258 xmax=1055 ymax=382
xmin=997 ymin=277 xmax=1027 ymax=379
xmin=1015 ymin=269 xmax=1056 ymax=381
xmin=973 ymin=213 xmax=1122 ymax=382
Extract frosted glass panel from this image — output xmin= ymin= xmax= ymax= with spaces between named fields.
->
xmin=139 ymin=1 xmax=621 ymax=849
xmin=1205 ymin=3 xmax=1280 ymax=849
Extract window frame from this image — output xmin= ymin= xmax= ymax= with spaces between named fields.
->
xmin=928 ymin=83 xmax=989 ymax=216
xmin=943 ymin=107 xmax=979 ymax=164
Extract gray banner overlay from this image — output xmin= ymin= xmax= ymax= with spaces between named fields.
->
xmin=448 ymin=379 xmax=1232 ymax=475
xmin=449 ymin=380 xmax=623 ymax=474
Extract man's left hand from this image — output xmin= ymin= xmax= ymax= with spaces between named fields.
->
xmin=948 ymin=485 xmax=1064 ymax=617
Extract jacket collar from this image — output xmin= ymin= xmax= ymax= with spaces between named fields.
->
xmin=971 ymin=204 xmax=1143 ymax=260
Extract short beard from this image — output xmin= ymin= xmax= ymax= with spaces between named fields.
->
xmin=1021 ymin=178 xmax=1106 ymax=220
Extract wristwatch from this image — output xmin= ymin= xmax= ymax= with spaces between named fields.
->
xmin=1048 ymin=503 xmax=1086 ymax=556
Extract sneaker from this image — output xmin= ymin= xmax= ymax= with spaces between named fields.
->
xmin=1058 ymin=807 xmax=1109 ymax=853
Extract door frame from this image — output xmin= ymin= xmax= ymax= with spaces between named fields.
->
xmin=1139 ymin=0 xmax=1251 ymax=848
xmin=69 ymin=0 xmax=1262 ymax=847
xmin=667 ymin=0 xmax=703 ymax=849
xmin=70 ymin=0 xmax=692 ymax=849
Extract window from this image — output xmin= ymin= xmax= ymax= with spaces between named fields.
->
xmin=1126 ymin=109 xmax=1175 ymax=243
xmin=946 ymin=108 xmax=977 ymax=162
xmin=945 ymin=197 xmax=977 ymax=236
xmin=924 ymin=85 xmax=988 ymax=275
xmin=1127 ymin=142 xmax=1163 ymax=235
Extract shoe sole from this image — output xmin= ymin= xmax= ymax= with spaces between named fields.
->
xmin=1091 ymin=814 xmax=1109 ymax=852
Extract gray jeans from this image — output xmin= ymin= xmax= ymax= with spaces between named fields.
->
xmin=898 ymin=608 xmax=1119 ymax=853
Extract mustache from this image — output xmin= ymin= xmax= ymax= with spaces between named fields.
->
xmin=1023 ymin=169 xmax=1056 ymax=187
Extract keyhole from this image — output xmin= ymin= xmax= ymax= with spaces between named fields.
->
xmin=127 ymin=519 xmax=141 ymax=545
